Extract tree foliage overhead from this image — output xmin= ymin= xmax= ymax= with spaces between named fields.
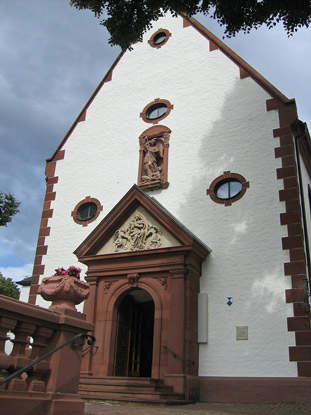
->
xmin=0 ymin=273 xmax=20 ymax=300
xmin=70 ymin=0 xmax=311 ymax=50
xmin=0 ymin=191 xmax=20 ymax=227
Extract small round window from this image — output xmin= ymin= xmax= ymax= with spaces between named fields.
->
xmin=153 ymin=32 xmax=167 ymax=45
xmin=140 ymin=99 xmax=173 ymax=124
xmin=77 ymin=202 xmax=97 ymax=221
xmin=72 ymin=197 xmax=103 ymax=226
xmin=146 ymin=103 xmax=168 ymax=120
xmin=215 ymin=179 xmax=242 ymax=200
xmin=206 ymin=172 xmax=249 ymax=206
xmin=148 ymin=29 xmax=171 ymax=49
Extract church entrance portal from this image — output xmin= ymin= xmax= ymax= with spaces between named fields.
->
xmin=114 ymin=289 xmax=154 ymax=377
xmin=76 ymin=186 xmax=210 ymax=398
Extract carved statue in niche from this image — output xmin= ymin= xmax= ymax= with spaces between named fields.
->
xmin=141 ymin=136 xmax=164 ymax=183
xmin=138 ymin=127 xmax=170 ymax=190
xmin=113 ymin=213 xmax=162 ymax=252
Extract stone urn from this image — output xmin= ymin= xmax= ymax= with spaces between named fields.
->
xmin=38 ymin=273 xmax=90 ymax=312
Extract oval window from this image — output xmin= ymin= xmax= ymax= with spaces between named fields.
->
xmin=215 ymin=179 xmax=242 ymax=200
xmin=146 ymin=103 xmax=168 ymax=120
xmin=207 ymin=172 xmax=249 ymax=206
xmin=148 ymin=29 xmax=171 ymax=49
xmin=77 ymin=202 xmax=97 ymax=221
xmin=153 ymin=32 xmax=167 ymax=45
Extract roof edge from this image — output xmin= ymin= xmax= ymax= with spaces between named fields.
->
xmin=47 ymin=13 xmax=292 ymax=163
xmin=47 ymin=49 xmax=125 ymax=162
xmin=183 ymin=14 xmax=289 ymax=103
xmin=74 ymin=184 xmax=211 ymax=258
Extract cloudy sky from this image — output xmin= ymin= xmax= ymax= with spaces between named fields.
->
xmin=0 ymin=1 xmax=310 ymax=282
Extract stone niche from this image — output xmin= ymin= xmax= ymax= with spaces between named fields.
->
xmin=137 ymin=125 xmax=171 ymax=191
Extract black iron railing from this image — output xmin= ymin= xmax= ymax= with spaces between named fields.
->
xmin=0 ymin=333 xmax=96 ymax=386
xmin=162 ymin=345 xmax=195 ymax=365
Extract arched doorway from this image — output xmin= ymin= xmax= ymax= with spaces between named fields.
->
xmin=114 ymin=289 xmax=154 ymax=377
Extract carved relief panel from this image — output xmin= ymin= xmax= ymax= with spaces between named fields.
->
xmin=113 ymin=213 xmax=162 ymax=252
xmin=96 ymin=206 xmax=181 ymax=255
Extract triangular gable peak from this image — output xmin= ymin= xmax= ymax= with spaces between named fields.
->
xmin=182 ymin=15 xmax=289 ymax=102
xmin=74 ymin=185 xmax=210 ymax=261
xmin=48 ymin=14 xmax=294 ymax=163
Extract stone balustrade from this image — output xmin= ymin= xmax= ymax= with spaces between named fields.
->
xmin=0 ymin=294 xmax=94 ymax=415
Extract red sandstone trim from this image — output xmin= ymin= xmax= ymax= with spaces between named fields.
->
xmin=75 ymin=186 xmax=209 ymax=397
xmin=206 ymin=171 xmax=249 ymax=206
xmin=209 ymin=40 xmax=218 ymax=51
xmin=140 ymin=98 xmax=173 ymax=125
xmin=239 ymin=67 xmax=250 ymax=79
xmin=285 ymin=288 xmax=305 ymax=303
xmin=199 ymin=376 xmax=311 ymax=402
xmin=148 ymin=28 xmax=171 ymax=49
xmin=268 ymin=97 xmax=311 ymax=376
xmin=47 ymin=51 xmax=125 ymax=162
xmin=74 ymin=185 xmax=210 ymax=260
xmin=29 ymin=153 xmax=66 ymax=305
xmin=138 ymin=125 xmax=171 ymax=189
xmin=71 ymin=196 xmax=103 ymax=227
xmin=183 ymin=17 xmax=191 ymax=28
xmin=139 ymin=125 xmax=171 ymax=138
xmin=182 ymin=15 xmax=289 ymax=103
xmin=296 ymin=331 xmax=311 ymax=345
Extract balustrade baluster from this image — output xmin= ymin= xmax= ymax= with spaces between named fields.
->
xmin=0 ymin=317 xmax=17 ymax=389
xmin=27 ymin=326 xmax=54 ymax=391
xmin=8 ymin=321 xmax=36 ymax=391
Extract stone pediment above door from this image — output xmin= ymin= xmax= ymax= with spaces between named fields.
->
xmin=96 ymin=206 xmax=181 ymax=255
xmin=74 ymin=185 xmax=211 ymax=260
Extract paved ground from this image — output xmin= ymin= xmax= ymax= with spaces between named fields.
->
xmin=84 ymin=401 xmax=311 ymax=415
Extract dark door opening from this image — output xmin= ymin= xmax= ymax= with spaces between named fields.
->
xmin=114 ymin=289 xmax=154 ymax=377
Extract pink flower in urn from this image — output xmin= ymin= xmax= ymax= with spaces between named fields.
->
xmin=55 ymin=267 xmax=67 ymax=276
xmin=67 ymin=266 xmax=82 ymax=279
xmin=39 ymin=264 xmax=89 ymax=311
xmin=53 ymin=266 xmax=82 ymax=279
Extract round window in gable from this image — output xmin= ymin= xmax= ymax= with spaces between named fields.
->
xmin=206 ymin=172 xmax=249 ymax=206
xmin=146 ymin=103 xmax=168 ymax=120
xmin=153 ymin=32 xmax=167 ymax=45
xmin=72 ymin=197 xmax=103 ymax=226
xmin=148 ymin=29 xmax=171 ymax=49
xmin=77 ymin=202 xmax=97 ymax=221
xmin=215 ymin=179 xmax=242 ymax=200
xmin=140 ymin=99 xmax=173 ymax=124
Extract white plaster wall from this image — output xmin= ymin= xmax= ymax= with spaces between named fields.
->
xmin=36 ymin=14 xmax=296 ymax=376
xmin=19 ymin=285 xmax=30 ymax=303
xmin=299 ymin=153 xmax=311 ymax=268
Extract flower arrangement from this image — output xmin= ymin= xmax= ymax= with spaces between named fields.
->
xmin=54 ymin=266 xmax=82 ymax=279
xmin=39 ymin=265 xmax=89 ymax=310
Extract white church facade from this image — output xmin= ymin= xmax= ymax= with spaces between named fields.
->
xmin=28 ymin=14 xmax=311 ymax=402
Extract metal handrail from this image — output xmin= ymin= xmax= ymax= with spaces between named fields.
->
xmin=0 ymin=333 xmax=96 ymax=386
xmin=162 ymin=345 xmax=195 ymax=365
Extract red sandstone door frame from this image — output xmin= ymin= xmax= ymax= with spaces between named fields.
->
xmin=80 ymin=246 xmax=207 ymax=385
xmin=104 ymin=280 xmax=162 ymax=378
xmin=75 ymin=186 xmax=210 ymax=396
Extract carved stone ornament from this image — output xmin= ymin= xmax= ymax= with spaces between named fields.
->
xmin=159 ymin=278 xmax=168 ymax=290
xmin=104 ymin=281 xmax=113 ymax=294
xmin=38 ymin=274 xmax=90 ymax=311
xmin=141 ymin=136 xmax=164 ymax=183
xmin=127 ymin=273 xmax=140 ymax=286
xmin=113 ymin=213 xmax=162 ymax=252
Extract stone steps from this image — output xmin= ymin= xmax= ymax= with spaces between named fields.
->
xmin=79 ymin=376 xmax=191 ymax=405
